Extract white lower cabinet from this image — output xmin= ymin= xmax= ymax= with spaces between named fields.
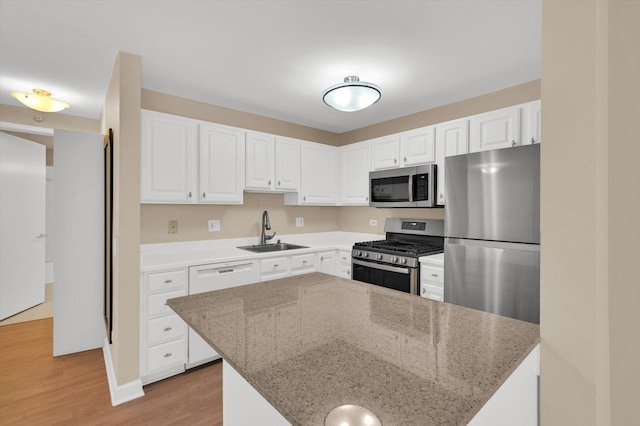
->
xmin=260 ymin=256 xmax=291 ymax=281
xmin=290 ymin=253 xmax=316 ymax=275
xmin=335 ymin=250 xmax=352 ymax=279
xmin=317 ymin=250 xmax=336 ymax=275
xmin=419 ymin=255 xmax=444 ymax=302
xmin=140 ymin=268 xmax=189 ymax=384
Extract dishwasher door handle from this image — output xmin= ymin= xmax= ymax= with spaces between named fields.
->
xmin=193 ymin=262 xmax=254 ymax=278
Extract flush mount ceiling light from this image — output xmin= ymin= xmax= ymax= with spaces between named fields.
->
xmin=322 ymin=76 xmax=381 ymax=112
xmin=11 ymin=88 xmax=70 ymax=112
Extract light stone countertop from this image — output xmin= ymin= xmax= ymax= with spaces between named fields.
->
xmin=167 ymin=273 xmax=540 ymax=426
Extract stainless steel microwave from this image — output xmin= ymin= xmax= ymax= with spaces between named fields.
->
xmin=369 ymin=164 xmax=437 ymax=208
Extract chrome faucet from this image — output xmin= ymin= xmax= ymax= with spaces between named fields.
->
xmin=260 ymin=210 xmax=276 ymax=245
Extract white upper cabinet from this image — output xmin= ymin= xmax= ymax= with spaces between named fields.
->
xmin=400 ymin=125 xmax=436 ymax=166
xmin=523 ymin=100 xmax=541 ymax=145
xmin=371 ymin=134 xmax=400 ymax=170
xmin=285 ymin=141 xmax=337 ymax=205
xmin=469 ymin=106 xmax=521 ymax=152
xmin=245 ymin=134 xmax=300 ymax=192
xmin=141 ymin=110 xmax=198 ymax=203
xmin=199 ymin=123 xmax=244 ymax=204
xmin=274 ymin=136 xmax=300 ymax=191
xmin=339 ymin=140 xmax=371 ymax=205
xmin=245 ymin=131 xmax=275 ymax=191
xmin=435 ymin=119 xmax=469 ymax=205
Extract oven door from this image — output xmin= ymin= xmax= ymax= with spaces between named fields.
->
xmin=352 ymin=259 xmax=418 ymax=294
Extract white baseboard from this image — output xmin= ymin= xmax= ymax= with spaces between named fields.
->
xmin=102 ymin=338 xmax=145 ymax=406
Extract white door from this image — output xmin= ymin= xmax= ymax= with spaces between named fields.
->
xmin=0 ymin=132 xmax=46 ymax=320
xmin=245 ymin=132 xmax=275 ymax=190
xmin=299 ymin=142 xmax=337 ymax=205
xmin=53 ymin=130 xmax=105 ymax=356
xmin=435 ymin=119 xmax=469 ymax=205
xmin=371 ymin=135 xmax=400 ymax=170
xmin=400 ymin=125 xmax=436 ymax=166
xmin=199 ymin=123 xmax=244 ymax=204
xmin=339 ymin=140 xmax=371 ymax=205
xmin=469 ymin=106 xmax=521 ymax=152
xmin=274 ymin=136 xmax=300 ymax=191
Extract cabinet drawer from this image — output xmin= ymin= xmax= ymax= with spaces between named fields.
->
xmin=260 ymin=257 xmax=290 ymax=281
xmin=148 ymin=289 xmax=186 ymax=317
xmin=148 ymin=270 xmax=187 ymax=292
xmin=336 ymin=265 xmax=351 ymax=279
xmin=421 ymin=265 xmax=444 ymax=284
xmin=290 ymin=253 xmax=315 ymax=275
xmin=146 ymin=339 xmax=186 ymax=372
xmin=421 ymin=284 xmax=444 ymax=302
xmin=337 ymin=251 xmax=351 ymax=267
xmin=147 ymin=315 xmax=186 ymax=345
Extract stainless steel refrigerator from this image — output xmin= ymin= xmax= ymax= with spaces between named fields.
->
xmin=444 ymin=144 xmax=540 ymax=324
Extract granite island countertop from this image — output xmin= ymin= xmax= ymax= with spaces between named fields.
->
xmin=167 ymin=273 xmax=539 ymax=426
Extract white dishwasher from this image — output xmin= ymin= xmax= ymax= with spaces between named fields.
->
xmin=187 ymin=259 xmax=259 ymax=367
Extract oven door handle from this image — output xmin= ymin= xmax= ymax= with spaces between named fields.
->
xmin=352 ymin=259 xmax=410 ymax=274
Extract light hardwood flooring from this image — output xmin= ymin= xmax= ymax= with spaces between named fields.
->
xmin=0 ymin=318 xmax=222 ymax=425
xmin=0 ymin=283 xmax=54 ymax=326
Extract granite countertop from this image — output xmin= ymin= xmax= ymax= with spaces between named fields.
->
xmin=167 ymin=273 xmax=540 ymax=426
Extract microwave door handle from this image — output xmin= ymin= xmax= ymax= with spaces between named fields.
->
xmin=408 ymin=172 xmax=414 ymax=202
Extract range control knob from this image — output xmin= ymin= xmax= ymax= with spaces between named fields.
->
xmin=356 ymin=250 xmax=363 ymax=257
xmin=362 ymin=252 xmax=369 ymax=258
xmin=400 ymin=258 xmax=407 ymax=265
xmin=376 ymin=254 xmax=383 ymax=260
xmin=391 ymin=256 xmax=398 ymax=263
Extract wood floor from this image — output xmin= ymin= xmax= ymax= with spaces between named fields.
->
xmin=0 ymin=318 xmax=222 ymax=425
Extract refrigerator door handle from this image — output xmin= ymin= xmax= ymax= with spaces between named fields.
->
xmin=446 ymin=238 xmax=540 ymax=252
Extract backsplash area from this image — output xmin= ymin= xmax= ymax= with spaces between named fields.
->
xmin=140 ymin=192 xmax=444 ymax=244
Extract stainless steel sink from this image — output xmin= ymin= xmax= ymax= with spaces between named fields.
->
xmin=237 ymin=243 xmax=308 ymax=253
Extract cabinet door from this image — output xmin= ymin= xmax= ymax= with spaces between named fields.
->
xmin=140 ymin=110 xmax=197 ymax=203
xmin=274 ymin=136 xmax=300 ymax=191
xmin=469 ymin=106 xmax=521 ymax=152
xmin=297 ymin=142 xmax=337 ymax=205
xmin=339 ymin=140 xmax=371 ymax=205
xmin=317 ymin=250 xmax=335 ymax=275
xmin=245 ymin=132 xmax=275 ymax=190
xmin=371 ymin=135 xmax=400 ymax=170
xmin=525 ymin=100 xmax=541 ymax=145
xmin=400 ymin=126 xmax=435 ymax=166
xmin=435 ymin=119 xmax=469 ymax=205
xmin=199 ymin=123 xmax=244 ymax=204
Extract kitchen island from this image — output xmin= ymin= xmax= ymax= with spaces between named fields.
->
xmin=167 ymin=273 xmax=539 ymax=425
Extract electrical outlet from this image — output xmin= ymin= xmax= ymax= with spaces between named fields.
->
xmin=369 ymin=219 xmax=378 ymax=226
xmin=208 ymin=219 xmax=221 ymax=232
xmin=168 ymin=220 xmax=178 ymax=234
xmin=296 ymin=217 xmax=304 ymax=227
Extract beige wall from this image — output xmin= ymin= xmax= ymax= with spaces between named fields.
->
xmin=141 ymin=193 xmax=339 ymax=244
xmin=339 ymin=80 xmax=540 ymax=145
xmin=541 ymin=0 xmax=639 ymax=424
xmin=338 ymin=207 xmax=444 ymax=234
xmin=142 ymin=89 xmax=339 ymax=146
xmin=0 ymin=103 xmax=100 ymax=134
xmin=102 ymin=52 xmax=142 ymax=386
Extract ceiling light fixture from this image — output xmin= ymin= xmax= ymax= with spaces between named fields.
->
xmin=322 ymin=76 xmax=381 ymax=112
xmin=11 ymin=88 xmax=70 ymax=112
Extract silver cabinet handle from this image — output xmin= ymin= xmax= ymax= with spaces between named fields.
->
xmin=303 ymin=196 xmax=306 ymax=201
xmin=163 ymin=353 xmax=172 ymax=358
xmin=188 ymin=192 xmax=192 ymax=199
xmin=36 ymin=233 xmax=47 ymax=239
xmin=431 ymin=273 xmax=438 ymax=277
xmin=302 ymin=260 xmax=307 ymax=264
xmin=164 ymin=279 xmax=173 ymax=284
xmin=439 ymin=192 xmax=444 ymax=200
xmin=531 ymin=137 xmax=535 ymax=144
xmin=393 ymin=158 xmax=397 ymax=164
xmin=365 ymin=196 xmax=369 ymax=201
xmin=273 ymin=264 xmax=279 ymax=268
xmin=347 ymin=270 xmax=350 ymax=275
xmin=268 ymin=180 xmax=271 ymax=185
xmin=512 ymin=140 xmax=516 ymax=147
xmin=404 ymin=157 xmax=407 ymax=163
xmin=277 ymin=180 xmax=281 ymax=186
xmin=320 ymin=256 xmax=324 ymax=261
xmin=202 ymin=192 xmax=206 ymax=198
xmin=163 ymin=327 xmax=172 ymax=332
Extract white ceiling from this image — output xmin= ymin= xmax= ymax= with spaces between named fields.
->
xmin=0 ymin=0 xmax=541 ymax=134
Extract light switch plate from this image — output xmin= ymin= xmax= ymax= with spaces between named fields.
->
xmin=208 ymin=219 xmax=221 ymax=232
xmin=369 ymin=219 xmax=378 ymax=226
xmin=296 ymin=217 xmax=304 ymax=227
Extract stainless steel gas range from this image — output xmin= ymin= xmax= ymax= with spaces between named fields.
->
xmin=351 ymin=218 xmax=444 ymax=295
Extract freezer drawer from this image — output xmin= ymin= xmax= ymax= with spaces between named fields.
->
xmin=444 ymin=238 xmax=540 ymax=324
